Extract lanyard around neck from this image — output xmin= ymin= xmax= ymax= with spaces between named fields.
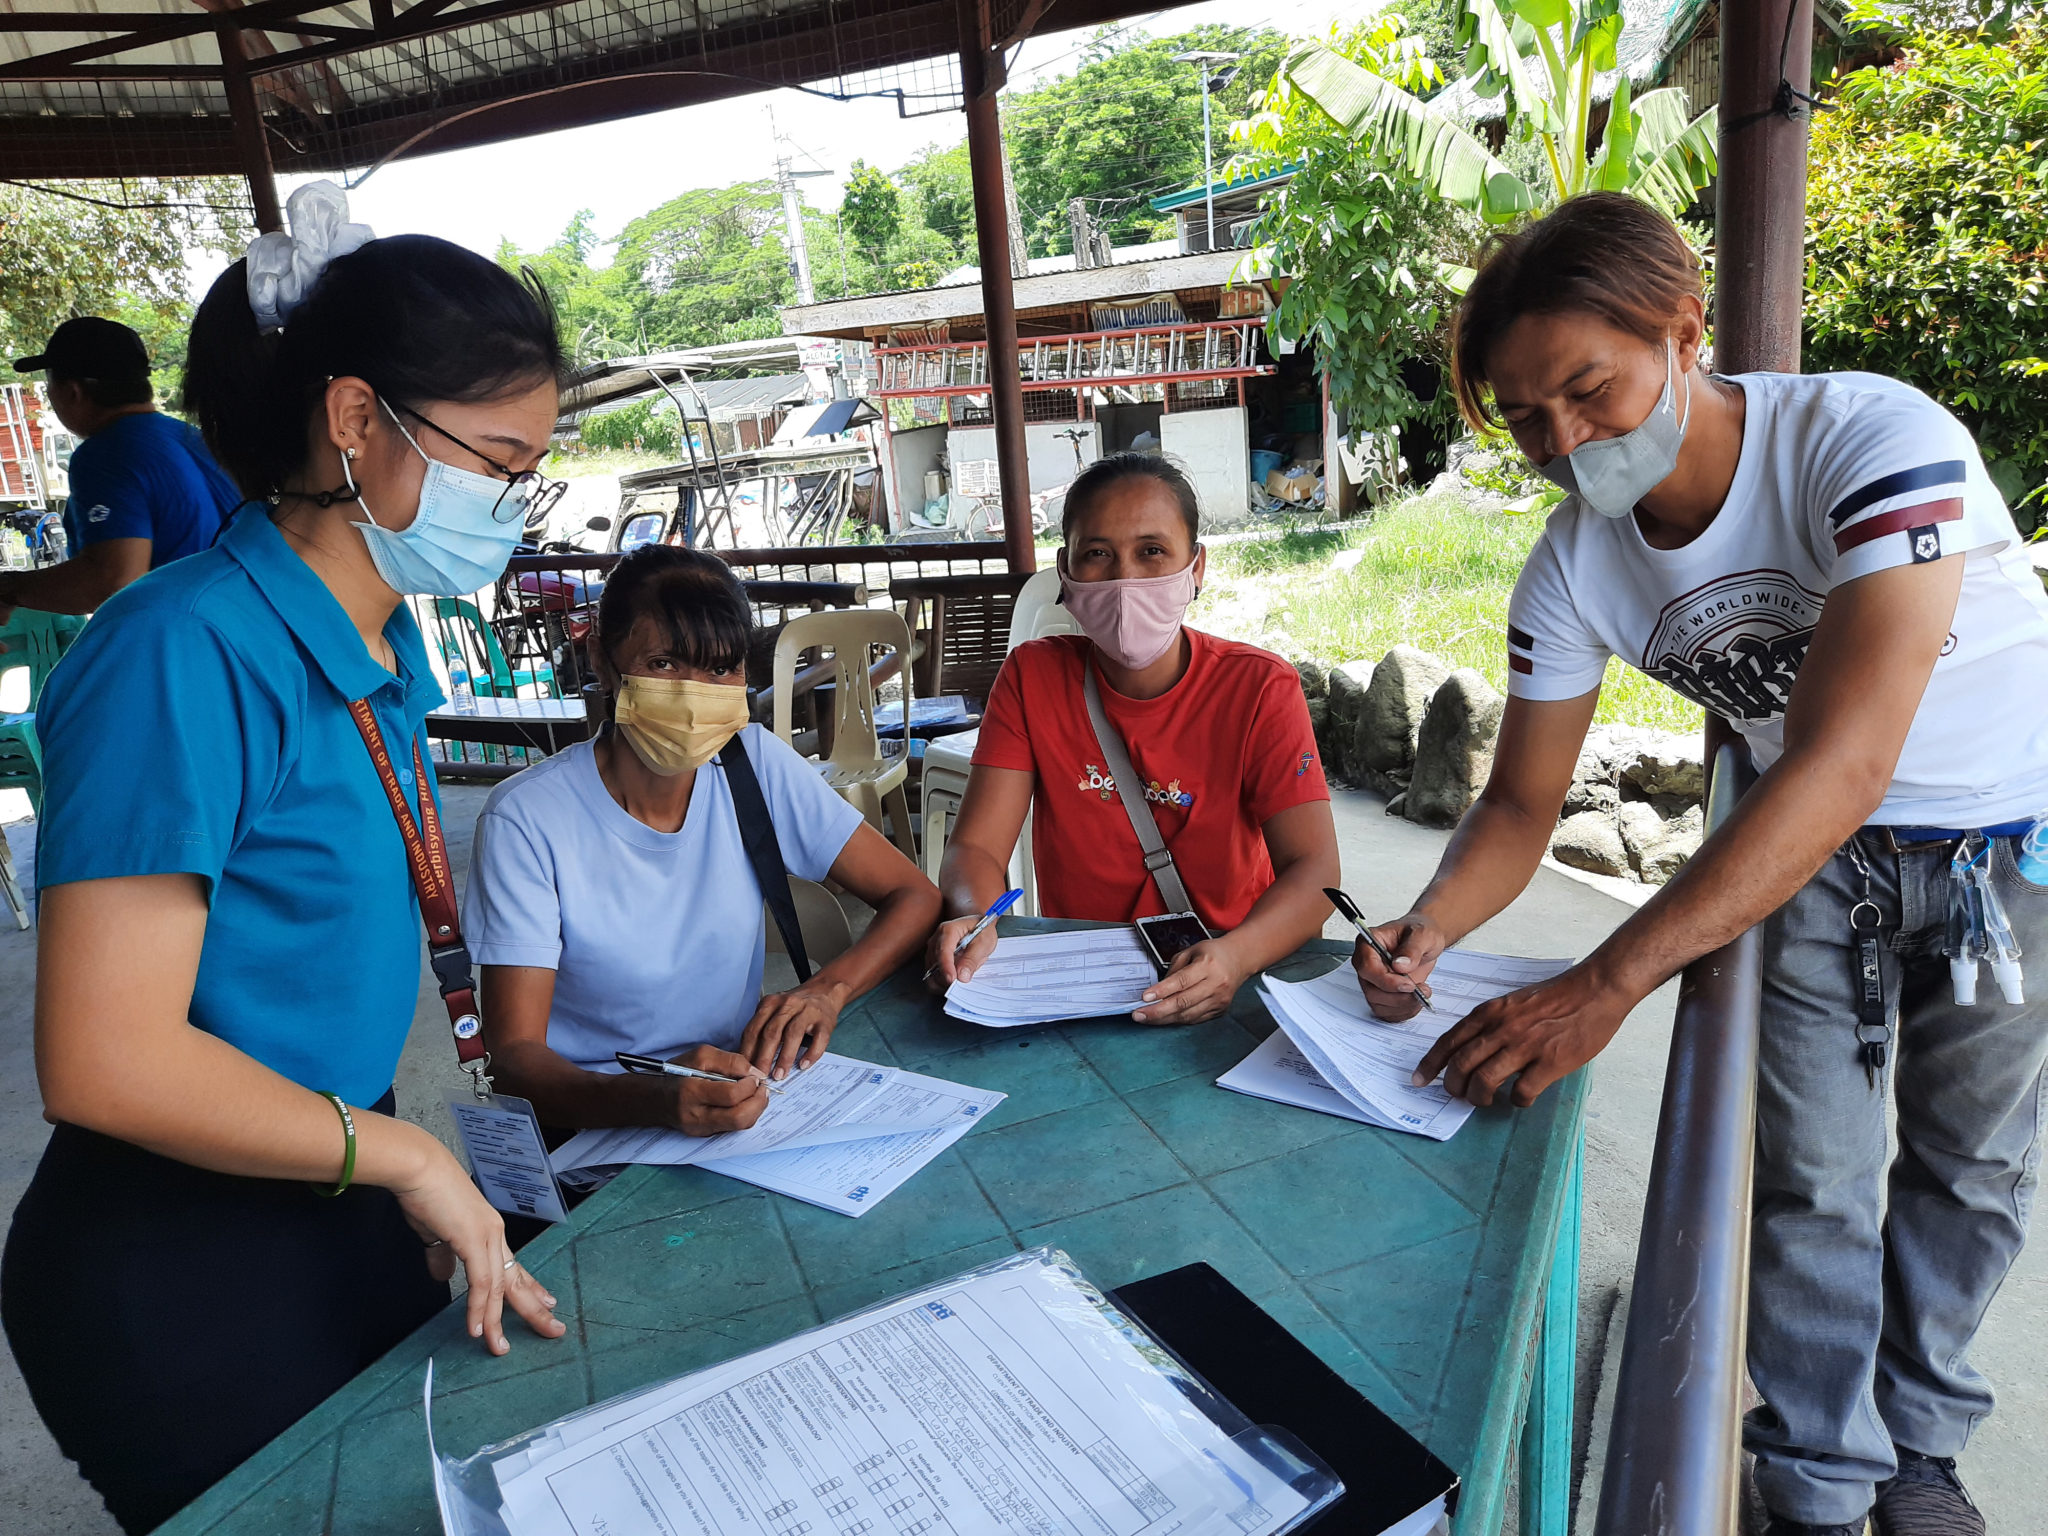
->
xmin=346 ymin=698 xmax=489 ymax=1088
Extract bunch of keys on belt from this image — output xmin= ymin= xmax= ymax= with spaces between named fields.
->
xmin=1946 ymin=834 xmax=2024 ymax=1007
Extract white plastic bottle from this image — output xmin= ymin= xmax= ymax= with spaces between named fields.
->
xmin=447 ymin=660 xmax=479 ymax=716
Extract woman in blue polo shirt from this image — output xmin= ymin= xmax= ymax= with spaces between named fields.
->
xmin=0 ymin=184 xmax=566 ymax=1534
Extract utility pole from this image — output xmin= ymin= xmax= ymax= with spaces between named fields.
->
xmin=769 ymin=107 xmax=831 ymax=306
xmin=997 ymin=102 xmax=1029 ymax=278
xmin=1173 ymin=50 xmax=1240 ymax=252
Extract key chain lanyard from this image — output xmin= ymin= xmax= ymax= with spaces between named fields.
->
xmin=347 ymin=698 xmax=491 ymax=1098
xmin=1845 ymin=838 xmax=1889 ymax=1089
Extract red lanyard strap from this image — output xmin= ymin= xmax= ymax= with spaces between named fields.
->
xmin=347 ymin=698 xmax=487 ymax=1070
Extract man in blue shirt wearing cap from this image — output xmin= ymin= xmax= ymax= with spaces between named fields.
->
xmin=0 ymin=317 xmax=238 ymax=623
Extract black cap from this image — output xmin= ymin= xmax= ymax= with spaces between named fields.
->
xmin=13 ymin=316 xmax=150 ymax=382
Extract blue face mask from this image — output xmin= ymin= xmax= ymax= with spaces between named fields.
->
xmin=1536 ymin=339 xmax=1692 ymax=519
xmin=346 ymin=402 xmax=528 ymax=597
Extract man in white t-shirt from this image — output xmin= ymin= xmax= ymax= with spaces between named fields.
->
xmin=1353 ymin=195 xmax=2046 ymax=1536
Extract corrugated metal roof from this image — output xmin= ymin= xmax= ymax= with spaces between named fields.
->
xmin=0 ymin=0 xmax=1159 ymax=178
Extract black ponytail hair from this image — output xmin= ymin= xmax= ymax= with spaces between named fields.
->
xmin=184 ymin=234 xmax=563 ymax=501
xmin=596 ymin=544 xmax=754 ymax=680
xmin=1059 ymin=451 xmax=1201 ymax=546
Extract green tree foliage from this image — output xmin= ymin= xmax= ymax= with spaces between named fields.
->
xmin=840 ymin=161 xmax=902 ymax=257
xmin=1805 ymin=18 xmax=2048 ymax=520
xmin=498 ymin=209 xmax=637 ymax=366
xmin=1006 ymin=24 xmax=1293 ymax=256
xmin=1383 ymin=0 xmax=1467 ymax=80
xmin=615 ymin=181 xmax=794 ymax=346
xmin=1 ymin=178 xmax=247 ymax=381
xmin=1282 ymin=0 xmax=1717 ymax=224
xmin=497 ymin=183 xmax=801 ymax=356
xmin=899 ymin=142 xmax=976 ymax=252
xmin=1233 ymin=16 xmax=1476 ymax=442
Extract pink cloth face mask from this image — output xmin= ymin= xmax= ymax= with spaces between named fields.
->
xmin=1057 ymin=551 xmax=1201 ymax=670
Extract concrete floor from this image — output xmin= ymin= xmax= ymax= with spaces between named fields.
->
xmin=2 ymin=787 xmax=2043 ymax=1533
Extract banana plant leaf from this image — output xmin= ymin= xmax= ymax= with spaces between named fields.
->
xmin=1285 ymin=44 xmax=1539 ymax=224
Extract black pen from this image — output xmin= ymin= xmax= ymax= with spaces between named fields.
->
xmin=1323 ymin=886 xmax=1436 ymax=1012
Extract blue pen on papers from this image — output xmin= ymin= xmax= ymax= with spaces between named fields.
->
xmin=924 ymin=887 xmax=1025 ymax=981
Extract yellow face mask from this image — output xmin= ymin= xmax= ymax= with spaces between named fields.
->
xmin=611 ymin=676 xmax=751 ymax=776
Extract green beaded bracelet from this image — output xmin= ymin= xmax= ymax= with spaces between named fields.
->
xmin=315 ymin=1091 xmax=357 ymax=1197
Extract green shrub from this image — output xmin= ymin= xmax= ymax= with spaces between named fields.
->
xmin=1805 ymin=21 xmax=2048 ymax=523
xmin=579 ymin=399 xmax=682 ymax=458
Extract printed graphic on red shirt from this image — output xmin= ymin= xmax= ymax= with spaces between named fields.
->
xmin=1077 ymin=763 xmax=1195 ymax=808
xmin=1640 ymin=569 xmax=1824 ymax=724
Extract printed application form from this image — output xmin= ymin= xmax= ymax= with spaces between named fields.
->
xmin=944 ymin=927 xmax=1159 ymax=1026
xmin=546 ymin=1056 xmax=1005 ymax=1216
xmin=484 ymin=1258 xmax=1313 ymax=1536
xmin=1239 ymin=950 xmax=1571 ymax=1141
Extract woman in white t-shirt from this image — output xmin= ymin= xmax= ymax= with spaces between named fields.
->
xmin=466 ymin=546 xmax=940 ymax=1138
xmin=1352 ymin=195 xmax=2048 ymax=1536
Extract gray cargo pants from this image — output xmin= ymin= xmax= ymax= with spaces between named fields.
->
xmin=1743 ymin=831 xmax=2048 ymax=1525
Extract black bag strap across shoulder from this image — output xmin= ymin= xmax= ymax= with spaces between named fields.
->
xmin=720 ymin=732 xmax=813 ymax=982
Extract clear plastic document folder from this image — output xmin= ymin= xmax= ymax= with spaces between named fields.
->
xmin=427 ymin=1247 xmax=1343 ymax=1536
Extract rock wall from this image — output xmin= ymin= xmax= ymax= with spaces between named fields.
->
xmin=1298 ymin=647 xmax=1707 ymax=884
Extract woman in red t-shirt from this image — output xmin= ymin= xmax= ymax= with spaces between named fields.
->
xmin=926 ymin=453 xmax=1339 ymax=1024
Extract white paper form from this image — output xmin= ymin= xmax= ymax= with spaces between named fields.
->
xmin=1216 ymin=1030 xmax=1385 ymax=1129
xmin=699 ymin=1070 xmax=1005 ymax=1216
xmin=491 ymin=1259 xmax=1310 ymax=1536
xmin=944 ymin=926 xmax=1158 ymax=1027
xmin=551 ymin=1056 xmax=961 ymax=1174
xmin=1256 ymin=949 xmax=1571 ymax=1142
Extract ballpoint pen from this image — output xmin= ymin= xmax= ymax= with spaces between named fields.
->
xmin=615 ymin=1052 xmax=784 ymax=1092
xmin=1323 ymin=886 xmax=1436 ymax=1012
xmin=923 ymin=887 xmax=1025 ymax=981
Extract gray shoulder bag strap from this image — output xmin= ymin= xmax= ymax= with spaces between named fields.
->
xmin=1082 ymin=661 xmax=1195 ymax=914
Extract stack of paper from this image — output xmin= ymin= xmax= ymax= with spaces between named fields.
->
xmin=436 ymin=1254 xmax=1319 ymax=1536
xmin=548 ymin=1054 xmax=1003 ymax=1216
xmin=1226 ymin=949 xmax=1572 ymax=1141
xmin=943 ymin=925 xmax=1159 ymax=1026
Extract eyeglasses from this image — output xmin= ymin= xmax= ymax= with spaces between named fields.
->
xmin=395 ymin=401 xmax=567 ymax=527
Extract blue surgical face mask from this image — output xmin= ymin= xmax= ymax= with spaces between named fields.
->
xmin=345 ymin=402 xmax=528 ymax=596
xmin=1536 ymin=340 xmax=1692 ymax=519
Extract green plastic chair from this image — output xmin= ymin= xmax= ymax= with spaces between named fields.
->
xmin=0 ymin=607 xmax=63 ymax=818
xmin=0 ymin=608 xmax=62 ymax=926
xmin=428 ymin=597 xmax=554 ymax=698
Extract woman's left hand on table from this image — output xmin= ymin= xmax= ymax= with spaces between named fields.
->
xmin=1132 ymin=938 xmax=1243 ymax=1026
xmin=742 ymin=981 xmax=849 ymax=1080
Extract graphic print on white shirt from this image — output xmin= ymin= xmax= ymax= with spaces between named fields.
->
xmin=1504 ymin=371 xmax=2048 ymax=827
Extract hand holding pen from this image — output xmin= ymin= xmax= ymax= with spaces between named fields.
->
xmin=616 ymin=1044 xmax=776 ymax=1135
xmin=923 ymin=888 xmax=1025 ymax=987
xmin=1325 ymin=888 xmax=1440 ymax=1017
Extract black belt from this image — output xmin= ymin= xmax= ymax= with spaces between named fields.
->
xmin=1866 ymin=819 xmax=2034 ymax=854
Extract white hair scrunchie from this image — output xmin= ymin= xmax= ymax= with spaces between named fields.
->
xmin=245 ymin=180 xmax=376 ymax=334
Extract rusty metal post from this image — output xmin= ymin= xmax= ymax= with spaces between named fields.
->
xmin=217 ymin=20 xmax=283 ymax=233
xmin=957 ymin=0 xmax=1035 ymax=573
xmin=1714 ymin=0 xmax=1813 ymax=373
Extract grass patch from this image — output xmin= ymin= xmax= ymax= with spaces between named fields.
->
xmin=1193 ymin=488 xmax=1702 ymax=735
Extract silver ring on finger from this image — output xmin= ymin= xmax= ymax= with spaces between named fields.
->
xmin=503 ymin=1258 xmax=518 ymax=1272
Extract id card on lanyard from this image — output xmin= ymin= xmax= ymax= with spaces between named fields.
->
xmin=348 ymin=699 xmax=568 ymax=1225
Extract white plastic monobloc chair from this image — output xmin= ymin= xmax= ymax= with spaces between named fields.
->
xmin=771 ymin=607 xmax=918 ymax=857
xmin=763 ymin=877 xmax=856 ymax=968
xmin=920 ymin=567 xmax=1079 ymax=912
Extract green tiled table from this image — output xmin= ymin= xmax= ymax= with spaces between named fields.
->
xmin=162 ymin=920 xmax=1587 ymax=1536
